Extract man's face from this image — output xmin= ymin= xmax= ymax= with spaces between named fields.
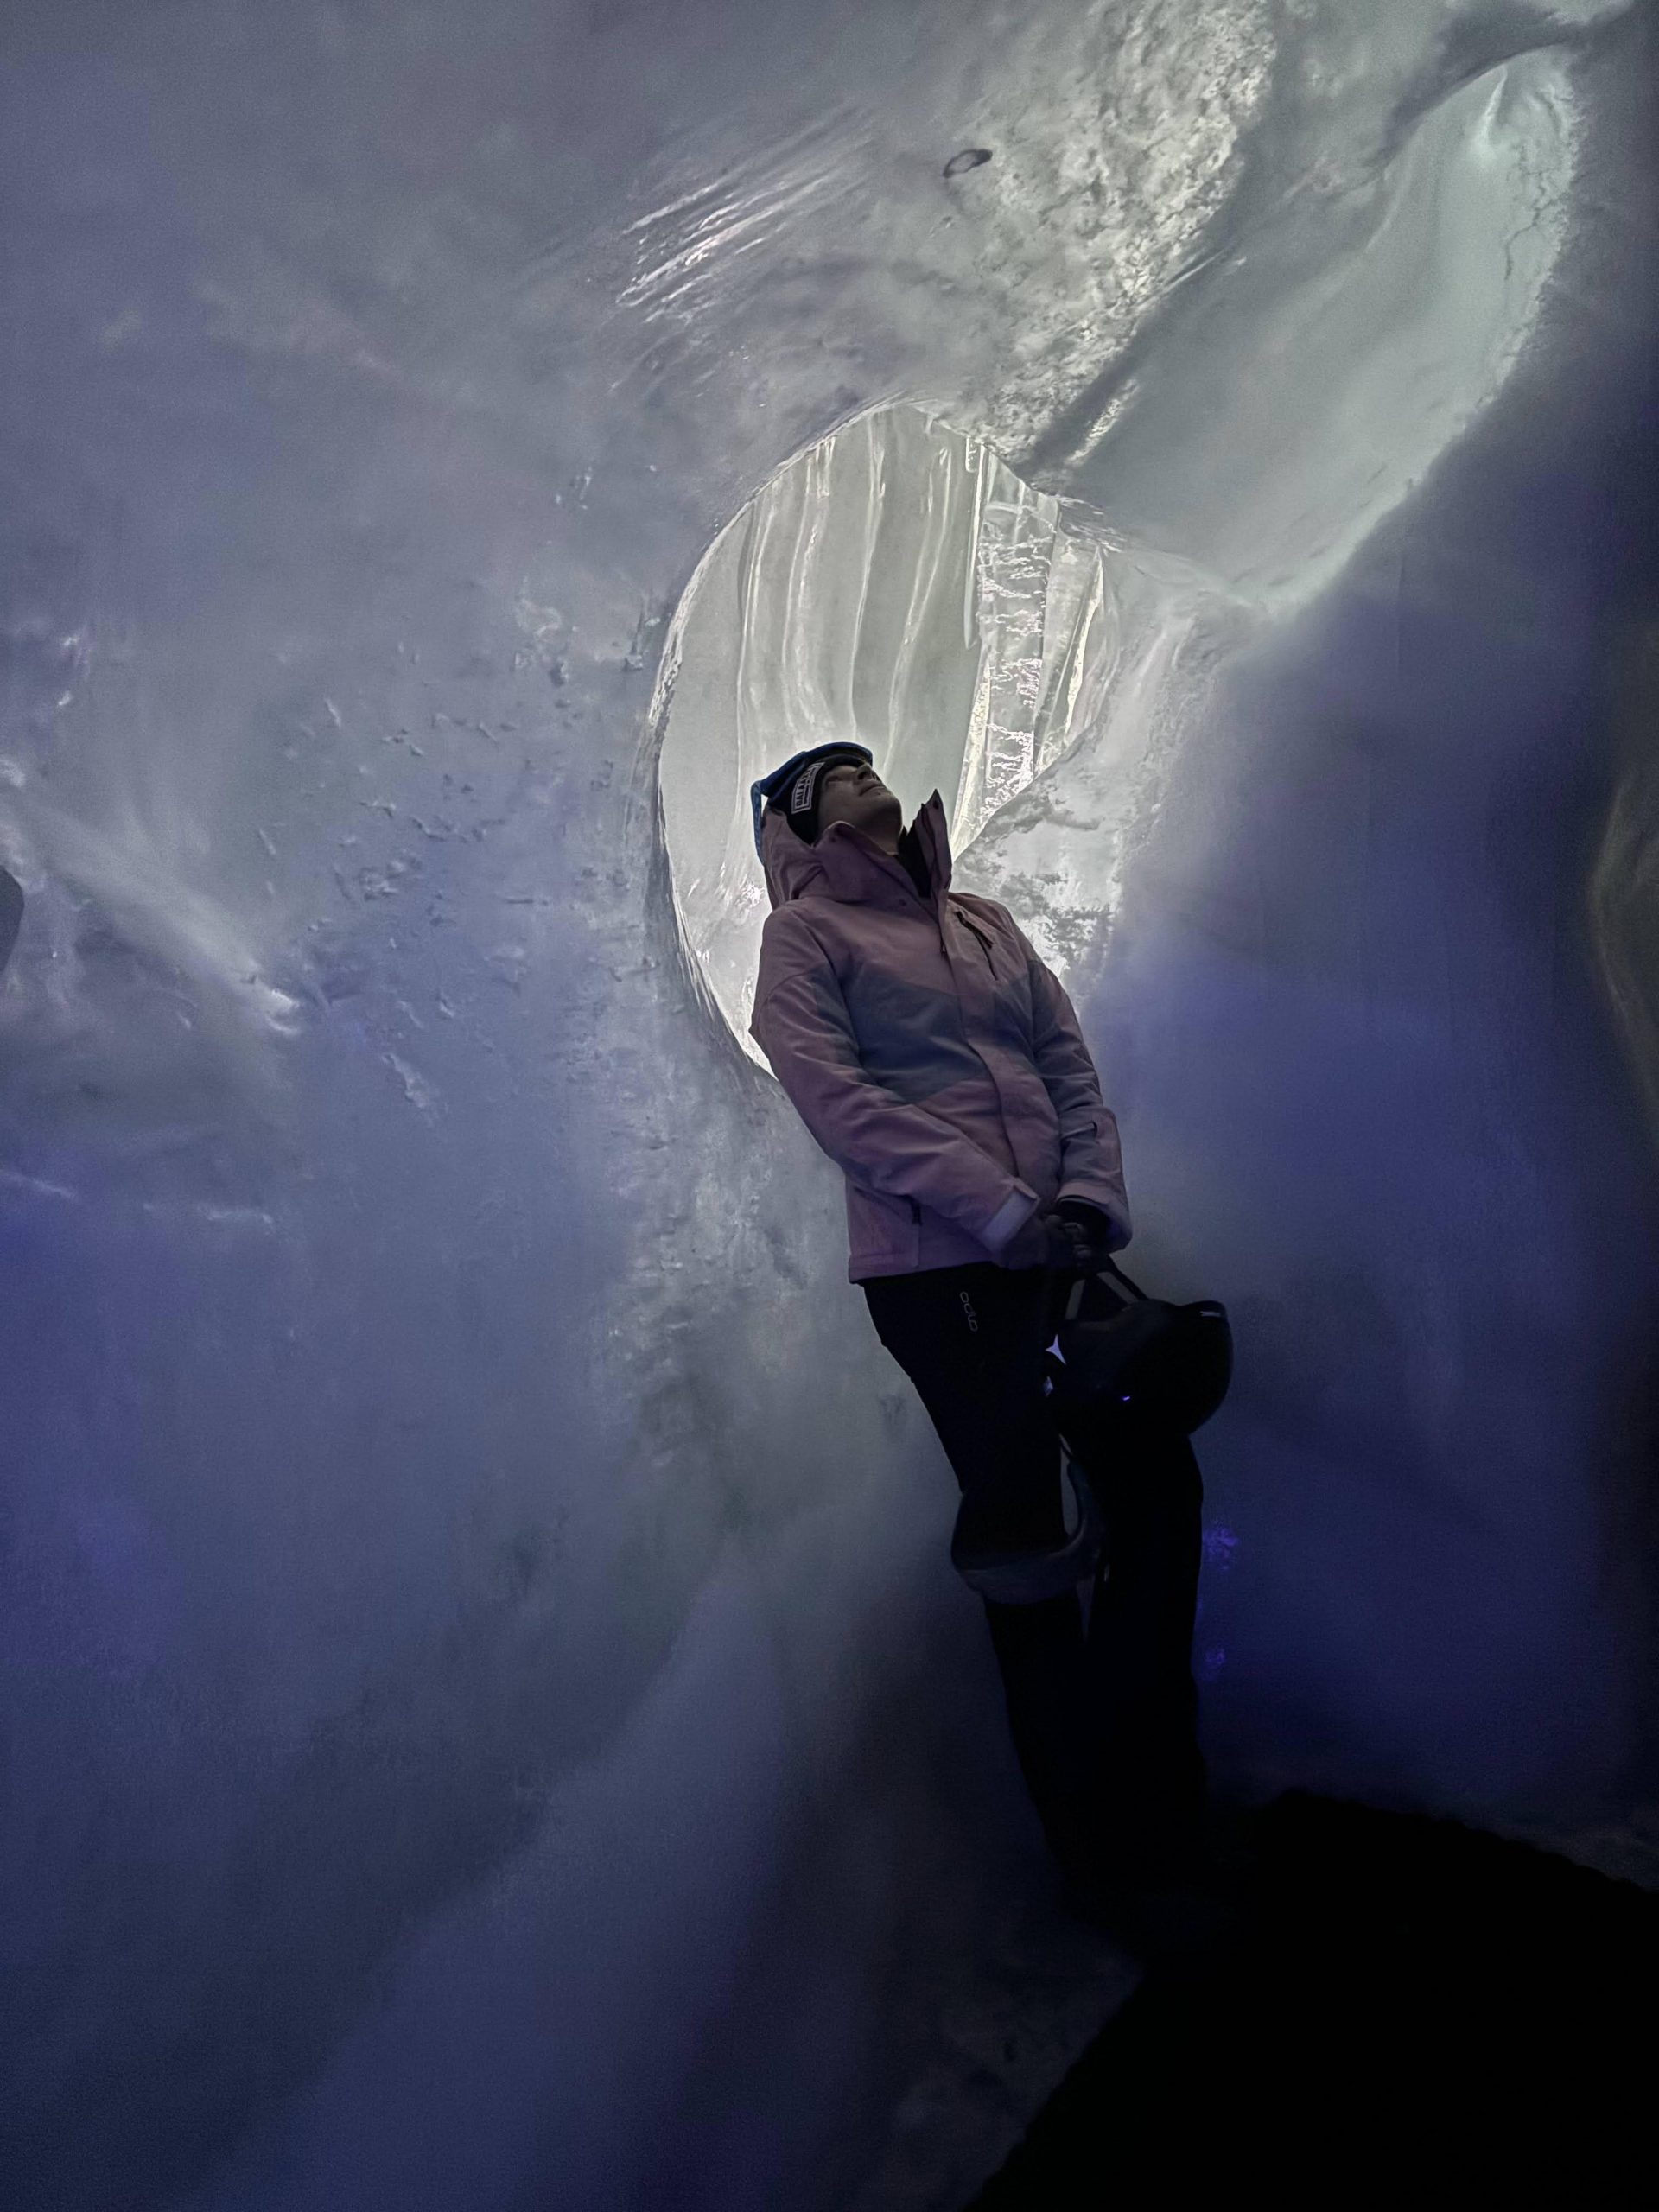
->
xmin=815 ymin=760 xmax=902 ymax=842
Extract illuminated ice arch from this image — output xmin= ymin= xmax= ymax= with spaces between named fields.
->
xmin=652 ymin=404 xmax=1190 ymax=1069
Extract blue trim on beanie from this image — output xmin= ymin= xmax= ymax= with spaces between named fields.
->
xmin=750 ymin=742 xmax=874 ymax=859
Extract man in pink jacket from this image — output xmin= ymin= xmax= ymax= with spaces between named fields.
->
xmin=749 ymin=741 xmax=1218 ymax=1936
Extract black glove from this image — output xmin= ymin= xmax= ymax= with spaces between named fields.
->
xmin=1001 ymin=1199 xmax=1120 ymax=1274
xmin=1052 ymin=1198 xmax=1121 ymax=1273
xmin=1000 ymin=1207 xmax=1071 ymax=1272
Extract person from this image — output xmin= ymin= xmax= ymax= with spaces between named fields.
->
xmin=748 ymin=741 xmax=1230 ymax=1945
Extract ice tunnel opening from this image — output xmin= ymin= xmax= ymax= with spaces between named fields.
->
xmin=653 ymin=404 xmax=1125 ymax=1068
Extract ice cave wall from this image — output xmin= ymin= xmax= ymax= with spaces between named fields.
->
xmin=2 ymin=3 xmax=1656 ymax=2209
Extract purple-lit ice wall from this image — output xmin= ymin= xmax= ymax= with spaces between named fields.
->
xmin=1 ymin=3 xmax=1656 ymax=2209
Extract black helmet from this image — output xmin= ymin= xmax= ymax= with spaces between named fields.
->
xmin=1044 ymin=1260 xmax=1231 ymax=1439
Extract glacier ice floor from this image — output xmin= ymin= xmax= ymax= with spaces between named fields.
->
xmin=966 ymin=1796 xmax=1659 ymax=2206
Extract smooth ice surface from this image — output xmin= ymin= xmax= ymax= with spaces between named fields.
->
xmin=2 ymin=3 xmax=1657 ymax=2209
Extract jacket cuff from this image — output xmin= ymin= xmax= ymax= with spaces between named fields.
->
xmin=982 ymin=1186 xmax=1041 ymax=1254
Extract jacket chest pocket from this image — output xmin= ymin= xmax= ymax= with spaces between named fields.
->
xmin=956 ymin=913 xmax=997 ymax=975
xmin=952 ymin=912 xmax=1032 ymax=1039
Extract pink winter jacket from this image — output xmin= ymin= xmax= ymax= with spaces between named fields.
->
xmin=749 ymin=788 xmax=1133 ymax=1283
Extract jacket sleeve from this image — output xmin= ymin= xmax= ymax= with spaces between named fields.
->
xmin=1007 ymin=915 xmax=1133 ymax=1249
xmin=750 ymin=912 xmax=1041 ymax=1255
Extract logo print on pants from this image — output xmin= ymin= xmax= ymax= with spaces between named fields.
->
xmin=959 ymin=1292 xmax=978 ymax=1334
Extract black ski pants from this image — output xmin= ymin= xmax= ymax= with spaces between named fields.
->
xmin=863 ymin=1259 xmax=1207 ymax=1884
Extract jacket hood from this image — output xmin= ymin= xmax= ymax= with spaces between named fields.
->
xmin=758 ymin=788 xmax=955 ymax=913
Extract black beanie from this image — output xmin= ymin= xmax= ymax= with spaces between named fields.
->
xmin=772 ymin=747 xmax=869 ymax=845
